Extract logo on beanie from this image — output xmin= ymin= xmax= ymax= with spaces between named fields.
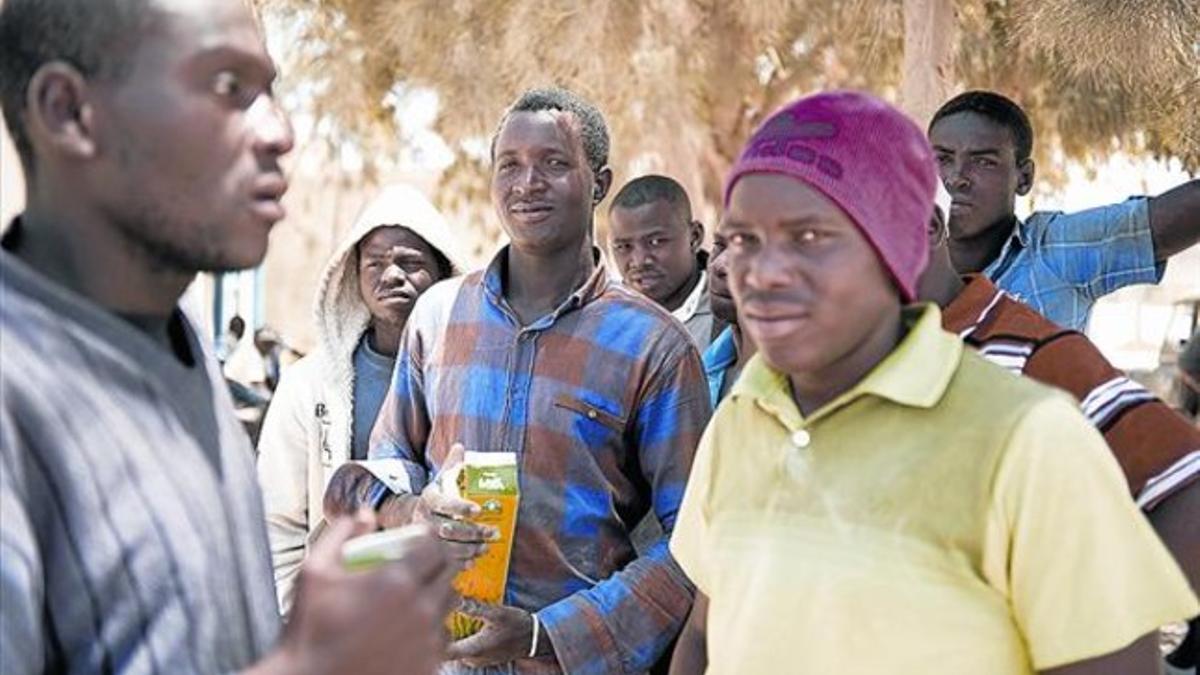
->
xmin=743 ymin=114 xmax=844 ymax=179
xmin=758 ymin=114 xmax=838 ymax=140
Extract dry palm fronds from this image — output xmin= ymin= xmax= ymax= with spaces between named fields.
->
xmin=256 ymin=0 xmax=1199 ymax=220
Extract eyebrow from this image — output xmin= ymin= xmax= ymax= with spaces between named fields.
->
xmin=932 ymin=144 xmax=1002 ymax=157
xmin=494 ymin=144 xmax=572 ymax=160
xmin=778 ymin=215 xmax=827 ymax=229
xmin=194 ymin=45 xmax=277 ymax=82
xmin=612 ymin=226 xmax=673 ymax=240
xmin=361 ymin=243 xmax=425 ymax=256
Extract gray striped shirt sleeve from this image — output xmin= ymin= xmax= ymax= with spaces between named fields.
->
xmin=1 ymin=405 xmax=46 ymax=674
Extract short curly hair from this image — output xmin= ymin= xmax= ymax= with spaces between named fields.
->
xmin=929 ymin=90 xmax=1034 ymax=164
xmin=490 ymin=87 xmax=610 ymax=174
xmin=610 ymin=174 xmax=692 ymax=223
xmin=0 ymin=0 xmax=154 ymax=173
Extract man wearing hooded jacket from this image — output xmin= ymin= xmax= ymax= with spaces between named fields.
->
xmin=257 ymin=184 xmax=466 ymax=615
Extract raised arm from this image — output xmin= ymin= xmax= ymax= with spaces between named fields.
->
xmin=1142 ymin=177 xmax=1200 ymax=261
xmin=1148 ymin=179 xmax=1200 ymax=261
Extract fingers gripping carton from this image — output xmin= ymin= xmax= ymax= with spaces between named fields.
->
xmin=447 ymin=451 xmax=520 ymax=639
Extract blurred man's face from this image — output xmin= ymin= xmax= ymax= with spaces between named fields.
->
xmin=725 ymin=174 xmax=899 ymax=379
xmin=928 ymin=112 xmax=1030 ymax=243
xmin=609 ymin=199 xmax=701 ymax=307
xmin=87 ymin=0 xmax=294 ymax=273
xmin=914 ymin=205 xmax=953 ymax=302
xmin=707 ymin=225 xmax=735 ymax=324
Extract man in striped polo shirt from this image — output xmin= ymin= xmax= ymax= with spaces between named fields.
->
xmin=0 ymin=0 xmax=456 ymax=672
xmin=325 ymin=88 xmax=710 ymax=674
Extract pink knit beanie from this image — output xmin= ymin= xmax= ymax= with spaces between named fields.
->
xmin=724 ymin=91 xmax=937 ymax=302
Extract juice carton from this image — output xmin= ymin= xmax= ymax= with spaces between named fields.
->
xmin=446 ymin=451 xmax=520 ymax=639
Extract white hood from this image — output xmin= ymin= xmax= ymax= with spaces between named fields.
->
xmin=313 ymin=183 xmax=468 ymax=383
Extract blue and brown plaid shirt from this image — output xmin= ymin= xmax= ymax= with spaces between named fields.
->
xmin=361 ymin=247 xmax=710 ymax=674
xmin=985 ymin=196 xmax=1164 ymax=331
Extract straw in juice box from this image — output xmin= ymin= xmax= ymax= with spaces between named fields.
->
xmin=446 ymin=451 xmax=520 ymax=640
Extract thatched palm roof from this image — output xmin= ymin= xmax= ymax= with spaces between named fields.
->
xmin=257 ymin=0 xmax=1199 ymax=223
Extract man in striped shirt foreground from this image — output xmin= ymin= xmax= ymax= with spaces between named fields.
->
xmin=0 ymin=0 xmax=455 ymax=672
xmin=325 ymin=88 xmax=710 ymax=673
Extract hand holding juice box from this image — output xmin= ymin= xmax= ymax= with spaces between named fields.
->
xmin=441 ymin=451 xmax=520 ymax=639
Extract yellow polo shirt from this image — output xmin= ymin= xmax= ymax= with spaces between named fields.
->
xmin=671 ymin=305 xmax=1198 ymax=674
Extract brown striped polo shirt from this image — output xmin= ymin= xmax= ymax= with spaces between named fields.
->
xmin=943 ymin=275 xmax=1200 ymax=510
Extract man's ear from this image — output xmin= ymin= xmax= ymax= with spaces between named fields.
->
xmin=1015 ymin=158 xmax=1035 ymax=197
xmin=592 ymin=167 xmax=613 ymax=205
xmin=24 ymin=61 xmax=100 ymax=162
xmin=930 ymin=212 xmax=949 ymax=248
xmin=689 ymin=220 xmax=705 ymax=252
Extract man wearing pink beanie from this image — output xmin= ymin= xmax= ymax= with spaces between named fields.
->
xmin=668 ymin=91 xmax=1197 ymax=674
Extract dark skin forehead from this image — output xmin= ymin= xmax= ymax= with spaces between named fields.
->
xmin=494 ymin=109 xmax=587 ymax=163
xmin=358 ymin=227 xmax=434 ymax=259
xmin=610 ymin=200 xmax=690 ymax=238
xmin=131 ymin=0 xmax=275 ymax=84
xmin=929 ymin=112 xmax=1018 ymax=159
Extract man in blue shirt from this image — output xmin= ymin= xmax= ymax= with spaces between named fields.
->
xmin=324 ymin=88 xmax=710 ymax=674
xmin=928 ymin=90 xmax=1199 ymax=331
xmin=701 ymin=224 xmax=755 ymax=408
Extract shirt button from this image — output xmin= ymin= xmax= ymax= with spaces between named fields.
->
xmin=791 ymin=429 xmax=811 ymax=448
xmin=587 ymin=409 xmax=598 ymax=420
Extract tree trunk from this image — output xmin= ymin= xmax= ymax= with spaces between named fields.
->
xmin=900 ymin=0 xmax=957 ymax=127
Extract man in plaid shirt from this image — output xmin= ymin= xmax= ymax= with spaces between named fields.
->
xmin=927 ymin=90 xmax=1200 ymax=331
xmin=326 ymin=88 xmax=710 ymax=674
